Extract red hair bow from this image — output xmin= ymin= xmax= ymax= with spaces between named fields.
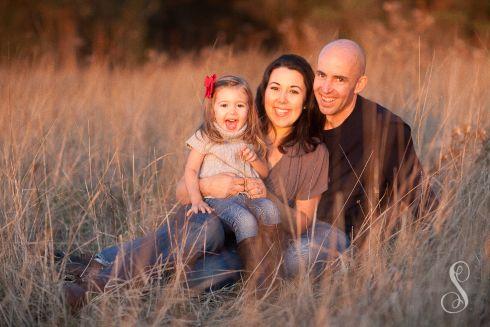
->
xmin=204 ymin=74 xmax=217 ymax=99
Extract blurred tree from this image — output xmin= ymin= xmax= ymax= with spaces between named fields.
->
xmin=0 ymin=0 xmax=488 ymax=65
xmin=146 ymin=0 xmax=280 ymax=54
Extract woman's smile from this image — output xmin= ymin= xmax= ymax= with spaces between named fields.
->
xmin=273 ymin=107 xmax=292 ymax=117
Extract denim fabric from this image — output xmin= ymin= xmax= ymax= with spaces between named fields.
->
xmin=93 ymin=206 xmax=347 ymax=290
xmin=185 ymin=221 xmax=349 ymax=289
xmin=205 ymin=194 xmax=280 ymax=243
xmin=94 ymin=206 xmax=225 ymax=280
xmin=282 ymin=220 xmax=349 ymax=278
xmin=186 ymin=247 xmax=243 ymax=291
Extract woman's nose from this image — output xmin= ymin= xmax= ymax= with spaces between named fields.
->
xmin=278 ymin=91 xmax=288 ymax=103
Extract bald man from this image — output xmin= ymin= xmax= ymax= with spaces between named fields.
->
xmin=314 ymin=39 xmax=434 ymax=246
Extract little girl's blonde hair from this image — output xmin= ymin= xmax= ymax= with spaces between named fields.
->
xmin=199 ymin=75 xmax=267 ymax=158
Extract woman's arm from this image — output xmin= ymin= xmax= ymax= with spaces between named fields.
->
xmin=293 ymin=196 xmax=321 ymax=236
xmin=244 ymin=178 xmax=319 ymax=236
xmin=265 ymin=190 xmax=320 ymax=237
xmin=176 ymin=173 xmax=246 ymax=204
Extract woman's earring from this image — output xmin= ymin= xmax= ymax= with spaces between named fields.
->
xmin=303 ymin=105 xmax=307 ymax=110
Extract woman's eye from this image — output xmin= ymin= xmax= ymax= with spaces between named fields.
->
xmin=290 ymin=89 xmax=300 ymax=95
xmin=269 ymin=86 xmax=279 ymax=91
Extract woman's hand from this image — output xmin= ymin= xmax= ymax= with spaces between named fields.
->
xmin=200 ymin=173 xmax=245 ymax=198
xmin=244 ymin=178 xmax=267 ymax=198
xmin=186 ymin=200 xmax=213 ymax=217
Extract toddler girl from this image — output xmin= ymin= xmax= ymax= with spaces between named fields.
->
xmin=184 ymin=75 xmax=282 ymax=286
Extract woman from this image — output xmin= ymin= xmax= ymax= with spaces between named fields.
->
xmin=63 ymin=54 xmax=348 ymax=308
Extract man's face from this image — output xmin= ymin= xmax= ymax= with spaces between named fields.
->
xmin=313 ymin=48 xmax=364 ymax=121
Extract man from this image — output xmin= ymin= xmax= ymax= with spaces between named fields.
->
xmin=314 ymin=39 xmax=434 ymax=245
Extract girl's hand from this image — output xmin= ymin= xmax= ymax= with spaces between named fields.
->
xmin=240 ymin=145 xmax=258 ymax=163
xmin=186 ymin=200 xmax=213 ymax=217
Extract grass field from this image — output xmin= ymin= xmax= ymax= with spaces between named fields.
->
xmin=0 ymin=32 xmax=488 ymax=326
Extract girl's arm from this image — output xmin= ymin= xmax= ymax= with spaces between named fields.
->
xmin=241 ymin=146 xmax=269 ymax=179
xmin=184 ymin=148 xmax=213 ymax=215
xmin=250 ymin=158 xmax=269 ymax=179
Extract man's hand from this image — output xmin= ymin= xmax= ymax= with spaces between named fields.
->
xmin=244 ymin=178 xmax=267 ymax=198
xmin=186 ymin=200 xmax=213 ymax=217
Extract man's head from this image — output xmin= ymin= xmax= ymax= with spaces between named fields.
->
xmin=313 ymin=39 xmax=368 ymax=129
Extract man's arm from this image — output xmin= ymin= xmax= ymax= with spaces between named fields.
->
xmin=384 ymin=121 xmax=438 ymax=215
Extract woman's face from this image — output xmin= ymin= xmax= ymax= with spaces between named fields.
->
xmin=264 ymin=67 xmax=306 ymax=132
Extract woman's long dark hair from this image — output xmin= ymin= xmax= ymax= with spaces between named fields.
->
xmin=255 ymin=54 xmax=325 ymax=154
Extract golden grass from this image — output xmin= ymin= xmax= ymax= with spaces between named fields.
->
xmin=0 ymin=35 xmax=488 ymax=326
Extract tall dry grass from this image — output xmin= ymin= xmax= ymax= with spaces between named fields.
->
xmin=0 ymin=33 xmax=488 ymax=325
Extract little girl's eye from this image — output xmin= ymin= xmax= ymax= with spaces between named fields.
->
xmin=237 ymin=103 xmax=247 ymax=109
xmin=220 ymin=103 xmax=228 ymax=108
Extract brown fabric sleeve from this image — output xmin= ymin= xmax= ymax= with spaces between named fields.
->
xmin=296 ymin=144 xmax=329 ymax=200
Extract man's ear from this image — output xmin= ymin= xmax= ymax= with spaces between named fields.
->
xmin=354 ymin=75 xmax=367 ymax=94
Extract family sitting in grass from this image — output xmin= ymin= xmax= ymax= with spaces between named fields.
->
xmin=61 ymin=39 xmax=436 ymax=310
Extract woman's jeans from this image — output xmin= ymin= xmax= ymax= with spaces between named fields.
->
xmin=94 ymin=206 xmax=348 ymax=290
xmin=94 ymin=206 xmax=227 ymax=283
xmin=205 ymin=194 xmax=280 ymax=243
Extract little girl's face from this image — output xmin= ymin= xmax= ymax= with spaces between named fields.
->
xmin=213 ymin=87 xmax=249 ymax=132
